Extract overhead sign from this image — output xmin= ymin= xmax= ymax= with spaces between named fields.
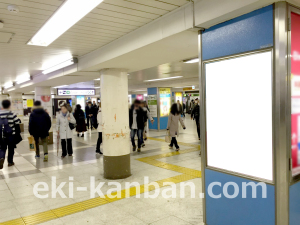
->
xmin=58 ymin=89 xmax=95 ymax=96
xmin=183 ymin=86 xmax=195 ymax=91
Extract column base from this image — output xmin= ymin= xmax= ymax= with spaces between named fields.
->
xmin=103 ymin=154 xmax=131 ymax=179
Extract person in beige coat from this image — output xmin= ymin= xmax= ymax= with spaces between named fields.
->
xmin=167 ymin=103 xmax=186 ymax=151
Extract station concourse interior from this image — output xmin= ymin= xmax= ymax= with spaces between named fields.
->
xmin=0 ymin=0 xmax=300 ymax=225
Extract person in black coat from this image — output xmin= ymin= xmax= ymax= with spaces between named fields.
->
xmin=29 ymin=101 xmax=51 ymax=161
xmin=191 ymin=98 xmax=200 ymax=140
xmin=74 ymin=104 xmax=87 ymax=137
xmin=129 ymin=100 xmax=146 ymax=152
xmin=85 ymin=101 xmax=94 ymax=130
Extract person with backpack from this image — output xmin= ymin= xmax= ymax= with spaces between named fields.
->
xmin=0 ymin=100 xmax=21 ymax=169
xmin=74 ymin=104 xmax=86 ymax=137
xmin=96 ymin=106 xmax=103 ymax=154
xmin=56 ymin=104 xmax=76 ymax=158
xmin=29 ymin=101 xmax=52 ymax=162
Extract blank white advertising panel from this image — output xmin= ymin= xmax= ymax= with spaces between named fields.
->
xmin=206 ymin=51 xmax=273 ymax=181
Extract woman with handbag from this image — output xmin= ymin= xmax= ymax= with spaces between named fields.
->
xmin=167 ymin=103 xmax=186 ymax=151
xmin=74 ymin=104 xmax=87 ymax=137
xmin=56 ymin=104 xmax=76 ymax=158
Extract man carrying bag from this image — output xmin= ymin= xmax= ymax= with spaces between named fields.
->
xmin=29 ymin=101 xmax=52 ymax=162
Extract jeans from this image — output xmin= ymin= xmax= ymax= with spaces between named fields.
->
xmin=130 ymin=129 xmax=143 ymax=148
xmin=96 ymin=132 xmax=102 ymax=151
xmin=195 ymin=116 xmax=200 ymax=139
xmin=0 ymin=139 xmax=15 ymax=163
xmin=170 ymin=137 xmax=179 ymax=149
xmin=61 ymin=138 xmax=73 ymax=156
xmin=34 ymin=137 xmax=48 ymax=156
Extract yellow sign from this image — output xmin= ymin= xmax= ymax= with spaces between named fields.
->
xmin=159 ymin=88 xmax=171 ymax=117
xmin=27 ymin=99 xmax=33 ymax=108
xmin=175 ymin=92 xmax=183 ymax=104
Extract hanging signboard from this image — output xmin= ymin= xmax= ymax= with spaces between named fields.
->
xmin=58 ymin=89 xmax=95 ymax=96
xmin=291 ymin=12 xmax=300 ymax=177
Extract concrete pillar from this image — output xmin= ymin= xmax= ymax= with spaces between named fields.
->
xmin=100 ymin=68 xmax=131 ymax=179
xmin=35 ymin=87 xmax=53 ymax=118
xmin=9 ymin=93 xmax=23 ymax=116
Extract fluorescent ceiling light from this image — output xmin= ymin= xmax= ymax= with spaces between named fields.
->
xmin=54 ymin=85 xmax=68 ymax=88
xmin=31 ymin=91 xmax=35 ymax=93
xmin=27 ymin=0 xmax=103 ymax=46
xmin=4 ymin=81 xmax=14 ymax=89
xmin=184 ymin=58 xmax=199 ymax=63
xmin=16 ymin=74 xmax=32 ymax=84
xmin=42 ymin=58 xmax=78 ymax=74
xmin=94 ymin=78 xmax=100 ymax=81
xmin=133 ymin=89 xmax=147 ymax=92
xmin=144 ymin=76 xmax=183 ymax=82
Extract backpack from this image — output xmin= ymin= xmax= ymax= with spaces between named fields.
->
xmin=0 ymin=116 xmax=13 ymax=140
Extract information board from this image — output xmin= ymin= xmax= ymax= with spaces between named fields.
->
xmin=148 ymin=95 xmax=157 ymax=117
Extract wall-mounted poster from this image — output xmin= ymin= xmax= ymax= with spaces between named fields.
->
xmin=148 ymin=95 xmax=157 ymax=118
xmin=206 ymin=51 xmax=273 ymax=181
xmin=159 ymin=88 xmax=171 ymax=117
xmin=27 ymin=99 xmax=33 ymax=108
xmin=36 ymin=95 xmax=52 ymax=117
xmin=291 ymin=12 xmax=300 ymax=177
xmin=175 ymin=92 xmax=183 ymax=104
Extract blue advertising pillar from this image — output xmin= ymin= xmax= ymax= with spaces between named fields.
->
xmin=147 ymin=87 xmax=171 ymax=130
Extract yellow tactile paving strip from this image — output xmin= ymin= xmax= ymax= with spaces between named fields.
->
xmin=1 ymin=138 xmax=201 ymax=225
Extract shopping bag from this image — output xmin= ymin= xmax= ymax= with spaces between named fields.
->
xmin=28 ymin=136 xmax=36 ymax=152
xmin=165 ymin=130 xmax=171 ymax=143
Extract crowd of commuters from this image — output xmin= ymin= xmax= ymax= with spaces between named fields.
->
xmin=0 ymin=95 xmax=200 ymax=169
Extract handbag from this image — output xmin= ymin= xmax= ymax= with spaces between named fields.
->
xmin=165 ymin=130 xmax=171 ymax=143
xmin=69 ymin=122 xmax=76 ymax=130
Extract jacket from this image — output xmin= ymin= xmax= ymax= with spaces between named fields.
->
xmin=29 ymin=107 xmax=52 ymax=138
xmin=56 ymin=112 xmax=76 ymax=139
xmin=167 ymin=113 xmax=185 ymax=137
xmin=74 ymin=109 xmax=85 ymax=122
xmin=191 ymin=104 xmax=200 ymax=119
xmin=129 ymin=105 xmax=145 ymax=130
xmin=85 ymin=106 xmax=93 ymax=117
xmin=97 ymin=108 xmax=103 ymax=132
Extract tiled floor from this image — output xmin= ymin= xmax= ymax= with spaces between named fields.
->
xmin=0 ymin=117 xmax=203 ymax=225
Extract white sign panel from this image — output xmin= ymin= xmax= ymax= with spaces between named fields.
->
xmin=58 ymin=89 xmax=95 ymax=96
xmin=205 ymin=51 xmax=273 ymax=181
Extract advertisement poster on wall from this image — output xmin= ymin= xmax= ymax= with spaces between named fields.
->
xmin=175 ymin=92 xmax=183 ymax=104
xmin=159 ymin=88 xmax=171 ymax=117
xmin=291 ymin=12 xmax=300 ymax=177
xmin=27 ymin=99 xmax=33 ymax=108
xmin=148 ymin=95 xmax=157 ymax=117
xmin=36 ymin=95 xmax=52 ymax=117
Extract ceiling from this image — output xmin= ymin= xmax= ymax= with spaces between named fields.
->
xmin=0 ymin=0 xmax=189 ymax=86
